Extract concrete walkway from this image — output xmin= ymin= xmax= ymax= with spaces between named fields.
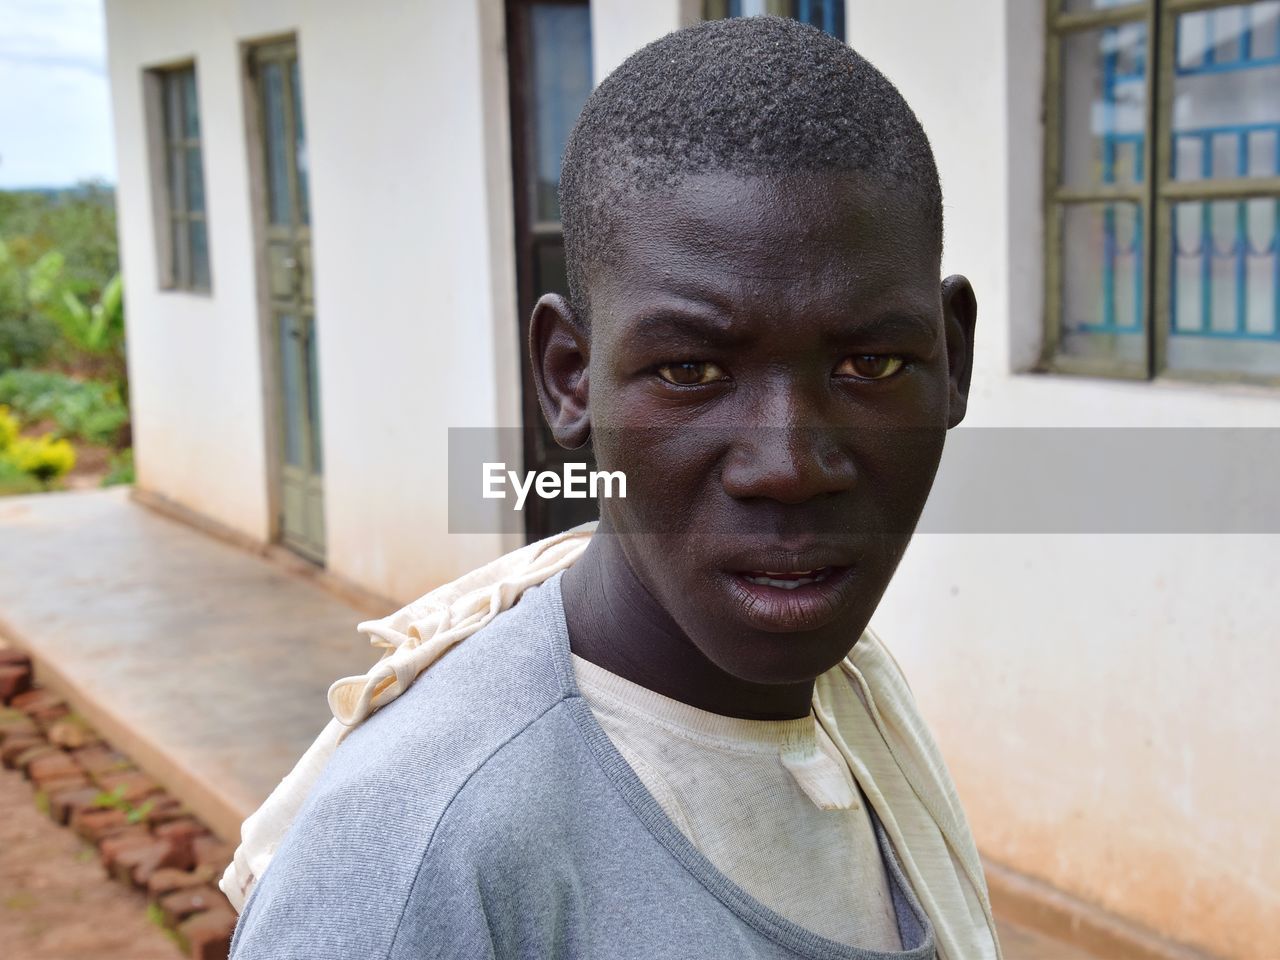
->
xmin=0 ymin=488 xmax=376 ymax=842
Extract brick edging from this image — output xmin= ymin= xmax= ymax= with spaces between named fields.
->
xmin=1 ymin=648 xmax=236 ymax=960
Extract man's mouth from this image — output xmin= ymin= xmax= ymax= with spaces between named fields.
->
xmin=739 ymin=567 xmax=838 ymax=590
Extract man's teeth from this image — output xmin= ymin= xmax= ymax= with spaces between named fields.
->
xmin=742 ymin=569 xmax=830 ymax=590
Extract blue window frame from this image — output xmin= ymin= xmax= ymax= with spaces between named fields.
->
xmin=1046 ymin=1 xmax=1280 ymax=382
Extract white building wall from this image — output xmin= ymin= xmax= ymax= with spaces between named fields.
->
xmin=106 ymin=0 xmax=524 ymax=600
xmin=846 ymin=2 xmax=1280 ymax=955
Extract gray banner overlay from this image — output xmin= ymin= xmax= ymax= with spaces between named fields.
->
xmin=448 ymin=427 xmax=1280 ymax=534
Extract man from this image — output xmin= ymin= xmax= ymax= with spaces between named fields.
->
xmin=229 ymin=16 xmax=997 ymax=959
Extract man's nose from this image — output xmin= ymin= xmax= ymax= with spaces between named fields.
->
xmin=719 ymin=411 xmax=857 ymax=505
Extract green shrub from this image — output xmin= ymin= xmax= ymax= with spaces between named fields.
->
xmin=0 ymin=240 xmax=63 ymax=370
xmin=101 ymin=447 xmax=134 ymax=487
xmin=7 ymin=434 xmax=76 ymax=482
xmin=0 ymin=405 xmax=17 ymax=451
xmin=0 ymin=455 xmax=42 ymax=495
xmin=0 ymin=369 xmax=128 ymax=446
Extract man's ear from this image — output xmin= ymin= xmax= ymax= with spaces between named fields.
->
xmin=529 ymin=293 xmax=591 ymax=449
xmin=940 ymin=274 xmax=977 ymax=429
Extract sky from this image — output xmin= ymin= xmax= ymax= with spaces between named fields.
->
xmin=0 ymin=0 xmax=115 ymax=188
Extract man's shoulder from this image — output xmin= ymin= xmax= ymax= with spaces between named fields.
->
xmin=231 ymin=578 xmax=574 ymax=958
xmin=319 ymin=574 xmax=570 ymax=798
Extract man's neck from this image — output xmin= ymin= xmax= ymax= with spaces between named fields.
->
xmin=560 ymin=518 xmax=815 ymax=720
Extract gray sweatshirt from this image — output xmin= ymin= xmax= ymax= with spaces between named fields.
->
xmin=228 ymin=572 xmax=935 ymax=959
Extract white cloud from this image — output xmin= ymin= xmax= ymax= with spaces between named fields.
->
xmin=0 ymin=0 xmax=115 ymax=188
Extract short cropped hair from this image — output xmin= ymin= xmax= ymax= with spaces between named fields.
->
xmin=559 ymin=15 xmax=943 ymax=327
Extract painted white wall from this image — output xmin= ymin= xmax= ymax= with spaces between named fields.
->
xmin=106 ymin=0 xmax=522 ymax=600
xmin=846 ymin=2 xmax=1280 ymax=955
xmin=590 ymin=0 xmax=699 ymax=82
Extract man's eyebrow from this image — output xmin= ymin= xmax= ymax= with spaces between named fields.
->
xmin=823 ymin=311 xmax=941 ymax=346
xmin=627 ymin=311 xmax=749 ymax=347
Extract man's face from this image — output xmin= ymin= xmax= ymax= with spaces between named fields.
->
xmin=573 ymin=171 xmax=973 ymax=685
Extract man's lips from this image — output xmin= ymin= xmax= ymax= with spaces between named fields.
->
xmin=717 ymin=557 xmax=860 ymax=632
xmin=736 ymin=566 xmax=840 ymax=590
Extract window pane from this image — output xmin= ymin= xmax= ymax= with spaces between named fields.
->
xmin=261 ymin=60 xmax=293 ymax=225
xmin=182 ymin=68 xmax=200 ymax=140
xmin=529 ymin=4 xmax=592 ymax=223
xmin=289 ymin=58 xmax=310 ymax=226
xmin=189 ymin=219 xmax=210 ymax=290
xmin=1166 ymin=197 xmax=1280 ymax=376
xmin=170 ymin=217 xmax=186 ymax=287
xmin=168 ymin=145 xmax=185 ymax=215
xmin=164 ymin=72 xmax=183 ymax=145
xmin=185 ymin=146 xmax=204 ymax=214
xmin=1172 ymin=2 xmax=1280 ymax=181
xmin=278 ymin=315 xmax=303 ymax=467
xmin=533 ymin=239 xmax=568 ymax=298
xmin=1058 ymin=202 xmax=1147 ymax=364
xmin=1060 ymin=23 xmax=1148 ymax=188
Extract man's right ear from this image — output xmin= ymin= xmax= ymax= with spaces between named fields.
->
xmin=528 ymin=294 xmax=591 ymax=450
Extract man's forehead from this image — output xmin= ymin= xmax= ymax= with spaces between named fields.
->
xmin=588 ymin=171 xmax=940 ymax=308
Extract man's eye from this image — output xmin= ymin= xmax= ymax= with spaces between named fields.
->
xmin=656 ymin=361 xmax=729 ymax=386
xmin=834 ymin=355 xmax=905 ymax=381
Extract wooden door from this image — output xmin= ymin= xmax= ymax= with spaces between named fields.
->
xmin=251 ymin=40 xmax=324 ymax=562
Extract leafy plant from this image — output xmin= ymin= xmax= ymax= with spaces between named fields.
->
xmin=92 ymin=783 xmax=156 ymax=824
xmin=6 ymin=434 xmax=76 ymax=483
xmin=101 ymin=447 xmax=134 ymax=487
xmin=0 ymin=455 xmax=42 ymax=495
xmin=30 ymin=254 xmax=126 ymax=362
xmin=0 ymin=369 xmax=128 ymax=446
xmin=0 ymin=240 xmax=63 ymax=370
xmin=0 ymin=405 xmax=17 ymax=450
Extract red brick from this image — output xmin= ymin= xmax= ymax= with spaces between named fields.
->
xmin=192 ymin=835 xmax=233 ymax=872
xmin=0 ymin=715 xmax=38 ymax=742
xmin=49 ymin=785 xmax=105 ymax=824
xmin=27 ymin=750 xmax=80 ymax=784
xmin=9 ymin=688 xmax=60 ymax=714
xmin=71 ymin=744 xmax=132 ymax=776
xmin=13 ymin=743 xmax=56 ymax=772
xmin=0 ymin=664 xmax=31 ymax=703
xmin=115 ymin=837 xmax=193 ymax=887
xmin=33 ymin=773 xmax=90 ymax=799
xmin=32 ymin=704 xmax=71 ymax=730
xmin=100 ymin=831 xmax=158 ymax=872
xmin=0 ymin=705 xmax=35 ymax=728
xmin=71 ymin=806 xmax=130 ymax=842
xmin=46 ymin=715 xmax=98 ymax=749
xmin=148 ymin=865 xmax=216 ymax=900
xmin=143 ymin=795 xmax=189 ymax=825
xmin=154 ymin=817 xmax=205 ymax=845
xmin=95 ymin=769 xmax=161 ymax=804
xmin=159 ymin=886 xmax=228 ymax=926
xmin=136 ymin=838 xmax=198 ymax=887
xmin=0 ymin=734 xmax=42 ymax=766
xmin=177 ymin=906 xmax=237 ymax=960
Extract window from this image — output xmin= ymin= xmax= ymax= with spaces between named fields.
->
xmin=703 ymin=0 xmax=845 ymax=40
xmin=148 ymin=65 xmax=211 ymax=292
xmin=1044 ymin=1 xmax=1280 ymax=383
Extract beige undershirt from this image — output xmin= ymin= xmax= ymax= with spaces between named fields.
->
xmin=571 ymin=652 xmax=903 ymax=952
